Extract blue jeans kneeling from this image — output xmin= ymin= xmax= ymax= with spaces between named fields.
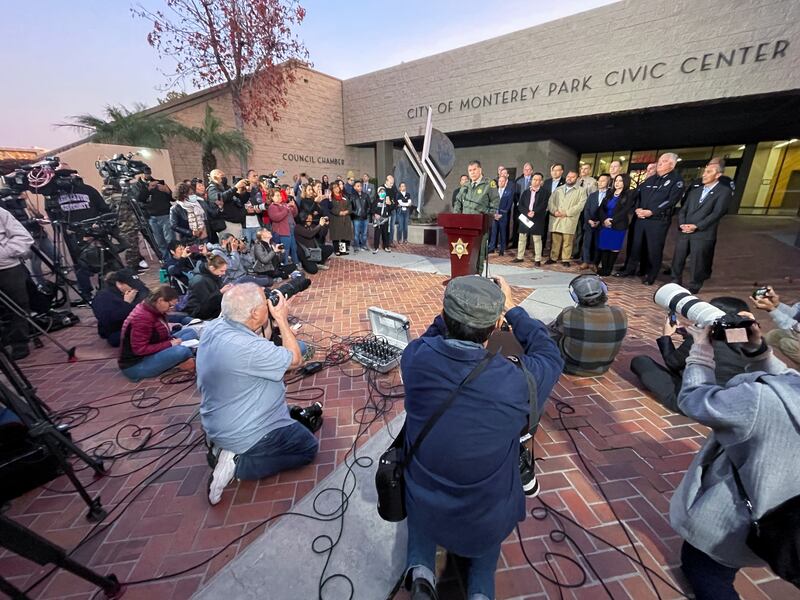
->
xmin=234 ymin=421 xmax=319 ymax=480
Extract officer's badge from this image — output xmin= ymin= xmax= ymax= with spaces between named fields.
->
xmin=477 ymin=188 xmax=483 ymax=195
xmin=451 ymin=238 xmax=469 ymax=259
xmin=489 ymin=180 xmax=497 ymax=188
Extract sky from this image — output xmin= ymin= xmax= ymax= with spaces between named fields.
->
xmin=0 ymin=0 xmax=614 ymax=150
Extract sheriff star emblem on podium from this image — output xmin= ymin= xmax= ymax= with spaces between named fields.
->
xmin=451 ymin=238 xmax=469 ymax=259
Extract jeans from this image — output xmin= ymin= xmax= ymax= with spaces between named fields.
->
xmin=242 ymin=227 xmax=261 ymax=244
xmin=277 ymin=234 xmax=300 ymax=266
xmin=121 ymin=328 xmax=197 ymax=382
xmin=148 ymin=215 xmax=174 ymax=260
xmin=405 ymin=510 xmax=501 ymax=599
xmin=680 ymin=541 xmax=740 ymax=600
xmin=353 ymin=219 xmax=368 ymax=249
xmin=395 ymin=209 xmax=410 ymax=242
xmin=234 ymin=421 xmax=318 ymax=480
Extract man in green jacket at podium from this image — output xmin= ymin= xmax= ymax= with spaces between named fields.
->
xmin=454 ymin=159 xmax=500 ymax=275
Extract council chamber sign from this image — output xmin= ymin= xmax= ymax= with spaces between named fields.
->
xmin=405 ymin=39 xmax=791 ymax=119
xmin=281 ymin=153 xmax=345 ymax=166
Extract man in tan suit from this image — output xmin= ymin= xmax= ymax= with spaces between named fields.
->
xmin=545 ymin=169 xmax=587 ymax=267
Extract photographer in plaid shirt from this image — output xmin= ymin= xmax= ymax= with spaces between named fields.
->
xmin=550 ymin=275 xmax=628 ymax=376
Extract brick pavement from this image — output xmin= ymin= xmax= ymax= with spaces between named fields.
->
xmin=1 ymin=215 xmax=799 ymax=600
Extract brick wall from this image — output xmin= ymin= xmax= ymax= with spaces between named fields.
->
xmin=160 ymin=67 xmax=375 ymax=182
xmin=342 ymin=0 xmax=800 ymax=145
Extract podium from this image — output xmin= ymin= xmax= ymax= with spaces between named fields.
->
xmin=437 ymin=213 xmax=493 ymax=278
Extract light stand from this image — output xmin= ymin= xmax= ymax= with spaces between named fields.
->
xmin=0 ymin=513 xmax=124 ymax=599
xmin=0 ymin=288 xmax=77 ymax=361
xmin=0 ymin=348 xmax=106 ymax=521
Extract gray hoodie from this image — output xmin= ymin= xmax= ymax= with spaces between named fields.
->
xmin=670 ymin=341 xmax=800 ymax=568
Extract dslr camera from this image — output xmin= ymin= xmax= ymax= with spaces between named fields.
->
xmin=289 ymin=402 xmax=323 ymax=433
xmin=268 ymin=271 xmax=311 ymax=306
xmin=654 ymin=283 xmax=754 ymax=343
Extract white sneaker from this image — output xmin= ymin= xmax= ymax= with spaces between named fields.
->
xmin=372 ymin=249 xmax=378 ymax=254
xmin=208 ymin=449 xmax=236 ymax=506
xmin=317 ymin=264 xmax=330 ymax=270
xmin=139 ymin=259 xmax=149 ymax=269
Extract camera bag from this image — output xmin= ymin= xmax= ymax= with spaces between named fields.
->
xmin=375 ymin=351 xmax=495 ymax=522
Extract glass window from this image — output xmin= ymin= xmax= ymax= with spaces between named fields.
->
xmin=631 ymin=150 xmax=658 ymax=165
xmin=712 ymin=145 xmax=745 ymax=160
xmin=595 ymin=152 xmax=614 ymax=176
xmin=660 ymin=147 xmax=714 ymax=162
xmin=739 ymin=140 xmax=800 ymax=215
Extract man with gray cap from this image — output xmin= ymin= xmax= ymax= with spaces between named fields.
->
xmin=400 ymin=275 xmax=563 ymax=600
xmin=551 ymin=274 xmax=627 ymax=376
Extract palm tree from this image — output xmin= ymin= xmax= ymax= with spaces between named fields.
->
xmin=180 ymin=105 xmax=252 ymax=178
xmin=61 ymin=103 xmax=184 ymax=148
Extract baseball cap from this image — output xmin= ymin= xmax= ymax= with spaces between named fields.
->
xmin=443 ymin=275 xmax=504 ymax=328
xmin=570 ymin=275 xmax=607 ymax=303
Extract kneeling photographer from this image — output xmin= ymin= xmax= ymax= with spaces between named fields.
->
xmin=750 ymin=286 xmax=800 ymax=367
xmin=295 ymin=213 xmax=333 ymax=273
xmin=198 ymin=283 xmax=318 ymax=506
xmin=399 ymin=275 xmax=563 ymax=599
xmin=668 ymin=312 xmax=800 ymax=599
xmin=213 ymin=234 xmax=272 ymax=288
xmin=631 ymin=296 xmax=751 ymax=413
xmin=252 ymin=229 xmax=299 ymax=279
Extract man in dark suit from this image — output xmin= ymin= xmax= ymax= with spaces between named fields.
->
xmin=541 ymin=164 xmax=565 ymax=252
xmin=670 ymin=162 xmax=732 ymax=293
xmin=488 ymin=174 xmax=514 ymax=255
xmin=580 ymin=173 xmax=611 ymax=269
xmin=513 ymin=172 xmax=548 ymax=265
xmin=511 ymin=162 xmax=533 ymax=250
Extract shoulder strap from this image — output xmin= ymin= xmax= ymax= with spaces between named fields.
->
xmin=728 ymin=458 xmax=754 ymax=516
xmin=507 ymin=355 xmax=540 ymax=434
xmin=404 ymin=351 xmax=495 ymax=467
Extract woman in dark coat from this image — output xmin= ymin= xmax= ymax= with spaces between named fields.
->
xmin=327 ymin=181 xmax=353 ymax=255
xmin=514 ymin=173 xmax=549 ymax=266
xmin=597 ymin=174 xmax=635 ymax=275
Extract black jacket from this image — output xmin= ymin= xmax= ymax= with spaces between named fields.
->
xmin=516 ymin=188 xmax=548 ymax=235
xmin=656 ymin=334 xmax=748 ymax=385
xmin=348 ymin=191 xmax=371 ymax=220
xmin=370 ymin=195 xmax=395 ymax=219
xmin=251 ymin=240 xmax=280 ymax=274
xmin=598 ymin=191 xmax=635 ymax=231
xmin=184 ymin=263 xmax=224 ymax=320
xmin=50 ymin=183 xmax=110 ymax=223
xmin=91 ymin=278 xmax=147 ymax=340
xmin=207 ymin=182 xmax=243 ymax=225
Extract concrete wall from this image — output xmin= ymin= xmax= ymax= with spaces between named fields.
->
xmin=159 ymin=67 xmax=375 ymax=182
xmin=57 ymin=142 xmax=176 ymax=190
xmin=342 ymin=0 xmax=800 ymax=145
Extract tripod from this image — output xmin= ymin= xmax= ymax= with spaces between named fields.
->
xmin=0 ymin=514 xmax=124 ymax=599
xmin=0 ymin=348 xmax=106 ymax=521
xmin=0 ymin=286 xmax=77 ymax=360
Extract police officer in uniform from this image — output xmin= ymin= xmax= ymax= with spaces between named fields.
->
xmin=454 ymin=159 xmax=500 ymax=275
xmin=620 ymin=153 xmax=683 ymax=285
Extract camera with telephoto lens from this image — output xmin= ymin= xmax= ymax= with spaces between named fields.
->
xmin=654 ymin=283 xmax=754 ymax=343
xmin=289 ymin=402 xmax=323 ymax=433
xmin=268 ymin=271 xmax=311 ymax=306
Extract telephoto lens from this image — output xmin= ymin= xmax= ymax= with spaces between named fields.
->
xmin=268 ymin=272 xmax=311 ymax=306
xmin=653 ymin=283 xmax=724 ymax=326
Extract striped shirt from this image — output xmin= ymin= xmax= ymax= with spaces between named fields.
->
xmin=554 ymin=305 xmax=628 ymax=376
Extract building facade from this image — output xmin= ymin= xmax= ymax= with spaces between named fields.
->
xmin=43 ymin=0 xmax=800 ymax=218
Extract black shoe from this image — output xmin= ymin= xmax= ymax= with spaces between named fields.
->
xmin=534 ymin=260 xmax=541 ymax=267
xmin=562 ymin=261 xmax=571 ymax=267
xmin=71 ymin=297 xmax=92 ymax=308
xmin=613 ymin=271 xmax=628 ymax=278
xmin=511 ymin=258 xmax=523 ymax=263
xmin=544 ymin=259 xmax=556 ymax=265
xmin=688 ymin=285 xmax=701 ymax=294
xmin=499 ymin=251 xmax=505 ymax=256
xmin=642 ymin=277 xmax=655 ymax=286
xmin=410 ymin=577 xmax=438 ymax=600
xmin=519 ymin=444 xmax=540 ymax=497
xmin=10 ymin=345 xmax=30 ymax=361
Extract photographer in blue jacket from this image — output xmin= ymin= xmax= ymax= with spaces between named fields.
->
xmin=400 ymin=275 xmax=563 ymax=600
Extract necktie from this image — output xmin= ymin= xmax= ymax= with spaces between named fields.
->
xmin=700 ymin=187 xmax=711 ymax=204
xmin=525 ymin=177 xmax=530 ymax=188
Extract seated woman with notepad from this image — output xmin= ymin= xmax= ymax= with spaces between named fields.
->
xmin=118 ymin=285 xmax=199 ymax=381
